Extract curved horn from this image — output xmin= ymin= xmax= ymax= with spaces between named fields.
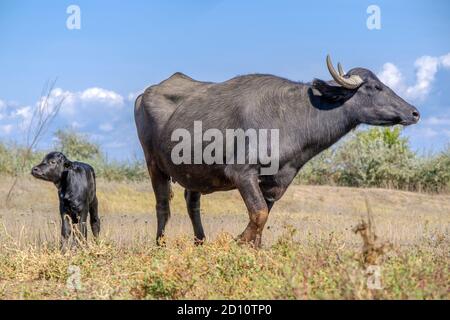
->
xmin=326 ymin=55 xmax=363 ymax=89
xmin=337 ymin=62 xmax=345 ymax=76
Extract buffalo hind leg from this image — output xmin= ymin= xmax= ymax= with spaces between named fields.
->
xmin=236 ymin=175 xmax=269 ymax=248
xmin=148 ymin=164 xmax=172 ymax=246
xmin=184 ymin=190 xmax=206 ymax=245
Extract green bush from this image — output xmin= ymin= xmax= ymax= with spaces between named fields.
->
xmin=0 ymin=142 xmax=45 ymax=176
xmin=52 ymin=130 xmax=147 ymax=182
xmin=0 ymin=130 xmax=148 ymax=182
xmin=1 ymin=128 xmax=449 ymax=192
xmin=413 ymin=147 xmax=450 ymax=193
xmin=295 ymin=148 xmax=336 ymax=186
xmin=54 ymin=129 xmax=102 ymax=162
xmin=334 ymin=127 xmax=417 ymax=189
xmin=296 ymin=127 xmax=449 ymax=193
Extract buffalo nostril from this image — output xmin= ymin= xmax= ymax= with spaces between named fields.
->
xmin=412 ymin=111 xmax=420 ymax=120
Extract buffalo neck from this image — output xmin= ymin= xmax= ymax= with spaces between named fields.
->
xmin=289 ymin=86 xmax=359 ymax=168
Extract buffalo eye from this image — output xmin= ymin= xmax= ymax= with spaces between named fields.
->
xmin=375 ymin=85 xmax=383 ymax=91
xmin=50 ymin=160 xmax=57 ymax=165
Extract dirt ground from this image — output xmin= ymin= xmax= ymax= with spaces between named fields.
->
xmin=1 ymin=177 xmax=448 ymax=247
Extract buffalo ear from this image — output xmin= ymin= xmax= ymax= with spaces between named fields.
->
xmin=312 ymin=79 xmax=355 ymax=102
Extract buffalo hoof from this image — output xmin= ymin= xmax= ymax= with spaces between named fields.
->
xmin=156 ymin=236 xmax=167 ymax=247
xmin=194 ymin=237 xmax=205 ymax=246
xmin=235 ymin=233 xmax=262 ymax=249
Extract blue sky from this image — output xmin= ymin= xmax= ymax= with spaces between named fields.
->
xmin=0 ymin=0 xmax=449 ymax=160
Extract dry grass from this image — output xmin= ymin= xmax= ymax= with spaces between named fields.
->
xmin=0 ymin=176 xmax=449 ymax=299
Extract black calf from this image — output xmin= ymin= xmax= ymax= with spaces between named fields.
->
xmin=31 ymin=152 xmax=100 ymax=249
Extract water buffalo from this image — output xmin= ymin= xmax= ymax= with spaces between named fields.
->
xmin=31 ymin=152 xmax=100 ymax=250
xmin=134 ymin=55 xmax=420 ymax=247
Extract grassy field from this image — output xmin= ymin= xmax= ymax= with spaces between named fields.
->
xmin=0 ymin=177 xmax=448 ymax=299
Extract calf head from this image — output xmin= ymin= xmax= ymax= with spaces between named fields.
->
xmin=31 ymin=152 xmax=71 ymax=183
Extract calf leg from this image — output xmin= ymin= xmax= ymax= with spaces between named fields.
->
xmin=76 ymin=209 xmax=89 ymax=244
xmin=60 ymin=213 xmax=72 ymax=252
xmin=184 ymin=190 xmax=205 ymax=244
xmin=89 ymin=196 xmax=100 ymax=238
xmin=148 ymin=164 xmax=172 ymax=246
xmin=236 ymin=175 xmax=269 ymax=248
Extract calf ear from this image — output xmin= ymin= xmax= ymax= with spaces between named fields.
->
xmin=63 ymin=160 xmax=72 ymax=169
xmin=312 ymin=79 xmax=355 ymax=102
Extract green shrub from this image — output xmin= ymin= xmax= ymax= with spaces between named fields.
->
xmin=54 ymin=129 xmax=102 ymax=162
xmin=296 ymin=127 xmax=449 ymax=193
xmin=334 ymin=127 xmax=417 ymax=189
xmin=295 ymin=148 xmax=336 ymax=186
xmin=1 ymin=128 xmax=448 ymax=192
xmin=0 ymin=130 xmax=147 ymax=182
xmin=0 ymin=142 xmax=45 ymax=176
xmin=52 ymin=129 xmax=147 ymax=181
xmin=413 ymin=147 xmax=450 ymax=193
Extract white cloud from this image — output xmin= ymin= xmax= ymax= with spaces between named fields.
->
xmin=80 ymin=88 xmax=124 ymax=106
xmin=0 ymin=99 xmax=7 ymax=120
xmin=99 ymin=122 xmax=114 ymax=132
xmin=441 ymin=53 xmax=450 ymax=68
xmin=70 ymin=121 xmax=84 ymax=129
xmin=423 ymin=116 xmax=450 ymax=126
xmin=128 ymin=92 xmax=138 ymax=102
xmin=0 ymin=86 xmax=135 ymax=162
xmin=411 ymin=115 xmax=450 ymax=142
xmin=420 ymin=127 xmax=439 ymax=138
xmin=104 ymin=141 xmax=126 ymax=149
xmin=443 ymin=129 xmax=450 ymax=138
xmin=405 ymin=56 xmax=440 ymax=100
xmin=13 ymin=106 xmax=33 ymax=129
xmin=14 ymin=106 xmax=32 ymax=119
xmin=41 ymin=87 xmax=125 ymax=116
xmin=0 ymin=86 xmax=125 ymax=140
xmin=378 ymin=62 xmax=404 ymax=90
xmin=127 ymin=87 xmax=148 ymax=102
xmin=378 ymin=53 xmax=450 ymax=101
xmin=0 ymin=124 xmax=13 ymax=135
xmin=35 ymin=88 xmax=76 ymax=116
xmin=0 ymin=99 xmax=36 ymax=134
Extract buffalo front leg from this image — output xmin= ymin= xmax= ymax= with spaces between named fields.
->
xmin=148 ymin=165 xmax=172 ymax=246
xmin=184 ymin=190 xmax=206 ymax=245
xmin=236 ymin=176 xmax=269 ymax=248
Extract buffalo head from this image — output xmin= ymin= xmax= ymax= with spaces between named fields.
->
xmin=313 ymin=55 xmax=420 ymax=126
